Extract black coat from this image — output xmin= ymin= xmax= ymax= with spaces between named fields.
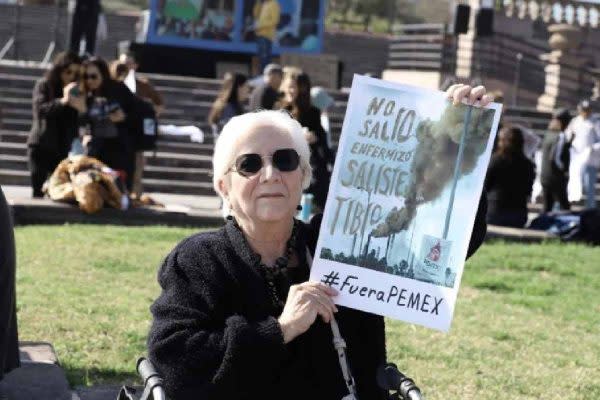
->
xmin=148 ymin=218 xmax=387 ymax=400
xmin=28 ymin=78 xmax=79 ymax=158
xmin=84 ymin=82 xmax=137 ymax=174
xmin=148 ymin=211 xmax=487 ymax=400
xmin=485 ymin=153 xmax=535 ymax=217
xmin=0 ymin=186 xmax=19 ymax=380
xmin=287 ymin=105 xmax=333 ymax=210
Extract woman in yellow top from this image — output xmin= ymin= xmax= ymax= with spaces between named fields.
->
xmin=253 ymin=0 xmax=281 ymax=72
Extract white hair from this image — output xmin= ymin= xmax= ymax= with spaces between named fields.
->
xmin=212 ymin=110 xmax=313 ymax=208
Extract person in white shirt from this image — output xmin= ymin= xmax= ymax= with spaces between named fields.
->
xmin=566 ymin=100 xmax=600 ymax=209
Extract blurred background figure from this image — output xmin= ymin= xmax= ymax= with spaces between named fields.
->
xmin=118 ymin=52 xmax=164 ymax=116
xmin=566 ymin=100 xmax=600 ymax=209
xmin=253 ymin=0 xmax=281 ymax=73
xmin=485 ymin=126 xmax=536 ymax=228
xmin=310 ymin=86 xmax=335 ymax=154
xmin=28 ymin=51 xmax=84 ymax=198
xmin=249 ymin=63 xmax=283 ymax=111
xmin=113 ymin=54 xmax=164 ymax=196
xmin=541 ymin=109 xmax=573 ymax=212
xmin=208 ymin=73 xmax=250 ymax=136
xmin=81 ymin=57 xmax=137 ymax=191
xmin=280 ymin=71 xmax=332 ymax=212
xmin=69 ymin=0 xmax=102 ymax=55
xmin=0 ymin=186 xmax=19 ymax=388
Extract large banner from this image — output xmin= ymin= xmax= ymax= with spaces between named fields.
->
xmin=147 ymin=0 xmax=325 ymax=54
xmin=309 ymin=75 xmax=502 ymax=332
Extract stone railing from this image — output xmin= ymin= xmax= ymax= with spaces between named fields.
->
xmin=500 ymin=0 xmax=600 ymax=28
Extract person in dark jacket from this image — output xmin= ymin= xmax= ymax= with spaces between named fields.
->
xmin=541 ymin=109 xmax=573 ymax=212
xmin=81 ymin=57 xmax=137 ymax=190
xmin=485 ymin=126 xmax=536 ymax=228
xmin=249 ymin=63 xmax=283 ymax=111
xmin=69 ymin=0 xmax=101 ymax=55
xmin=0 ymin=186 xmax=19 ymax=383
xmin=280 ymin=72 xmax=332 ymax=212
xmin=148 ymin=83 xmax=493 ymax=400
xmin=28 ymin=51 xmax=83 ymax=197
xmin=208 ymin=73 xmax=250 ymax=136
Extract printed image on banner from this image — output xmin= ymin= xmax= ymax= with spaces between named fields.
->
xmin=310 ymin=75 xmax=502 ymax=331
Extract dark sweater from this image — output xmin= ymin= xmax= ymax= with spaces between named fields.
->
xmin=28 ymin=78 xmax=78 ymax=157
xmin=148 ymin=204 xmax=488 ymax=400
xmin=148 ymin=218 xmax=387 ymax=400
xmin=485 ymin=153 xmax=535 ymax=216
xmin=0 ymin=186 xmax=19 ymax=380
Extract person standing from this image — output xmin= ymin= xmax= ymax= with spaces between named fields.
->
xmin=249 ymin=63 xmax=283 ymax=111
xmin=280 ymin=72 xmax=332 ymax=212
xmin=116 ymin=53 xmax=165 ymax=196
xmin=0 ymin=186 xmax=19 ymax=386
xmin=485 ymin=126 xmax=536 ymax=228
xmin=208 ymin=73 xmax=250 ymax=134
xmin=81 ymin=57 xmax=137 ymax=191
xmin=253 ymin=0 xmax=281 ymax=73
xmin=566 ymin=100 xmax=600 ymax=209
xmin=541 ymin=109 xmax=573 ymax=212
xmin=28 ymin=51 xmax=84 ymax=198
xmin=310 ymin=86 xmax=335 ymax=153
xmin=69 ymin=0 xmax=102 ymax=55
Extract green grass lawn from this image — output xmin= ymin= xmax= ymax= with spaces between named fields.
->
xmin=14 ymin=225 xmax=600 ymax=399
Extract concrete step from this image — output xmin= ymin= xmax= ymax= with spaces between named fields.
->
xmin=0 ymin=129 xmax=29 ymax=143
xmin=0 ymin=154 xmax=27 ymax=170
xmin=1 ymin=117 xmax=31 ymax=131
xmin=0 ymin=149 xmax=214 ymax=170
xmin=0 ymin=86 xmax=33 ymax=97
xmin=143 ymin=177 xmax=215 ymax=196
xmin=144 ymin=151 xmax=213 ymax=169
xmin=155 ymin=140 xmax=214 ymax=155
xmin=0 ymin=142 xmax=26 ymax=156
xmin=143 ymin=165 xmax=211 ymax=181
xmin=0 ymin=62 xmax=46 ymax=77
xmin=9 ymin=194 xmax=224 ymax=227
xmin=0 ymin=342 xmax=72 ymax=400
xmin=0 ymin=130 xmax=216 ymax=150
xmin=0 ymin=168 xmax=29 ymax=185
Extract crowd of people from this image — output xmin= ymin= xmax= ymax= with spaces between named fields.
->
xmin=27 ymin=50 xmax=163 ymax=204
xmin=208 ymin=63 xmax=335 ymax=212
xmin=484 ymin=98 xmax=600 ymax=229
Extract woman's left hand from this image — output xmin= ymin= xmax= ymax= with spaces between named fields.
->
xmin=109 ymin=109 xmax=126 ymax=123
xmin=445 ymin=84 xmax=494 ymax=107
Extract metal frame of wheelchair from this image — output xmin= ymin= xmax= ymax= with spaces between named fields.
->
xmin=122 ymin=357 xmax=422 ymax=400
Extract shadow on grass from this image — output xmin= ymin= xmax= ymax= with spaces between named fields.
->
xmin=472 ymin=281 xmax=514 ymax=293
xmin=64 ymin=366 xmax=141 ymax=388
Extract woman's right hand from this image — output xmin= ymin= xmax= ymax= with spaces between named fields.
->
xmin=278 ymin=282 xmax=338 ymax=344
xmin=62 ymin=82 xmax=86 ymax=113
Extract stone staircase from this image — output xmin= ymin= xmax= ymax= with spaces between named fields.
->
xmin=5 ymin=60 xmax=588 ymax=203
xmin=0 ymin=60 xmax=348 ymax=197
xmin=0 ymin=341 xmax=139 ymax=400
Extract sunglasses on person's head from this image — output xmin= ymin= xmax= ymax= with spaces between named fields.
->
xmin=228 ymin=148 xmax=300 ymax=177
xmin=84 ymin=73 xmax=100 ymax=81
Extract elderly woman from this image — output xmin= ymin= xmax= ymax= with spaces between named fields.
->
xmin=147 ymin=84 xmax=493 ymax=400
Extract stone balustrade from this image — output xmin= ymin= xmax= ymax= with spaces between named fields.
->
xmin=500 ymin=0 xmax=600 ymax=28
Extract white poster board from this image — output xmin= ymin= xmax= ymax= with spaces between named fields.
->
xmin=309 ymin=75 xmax=502 ymax=332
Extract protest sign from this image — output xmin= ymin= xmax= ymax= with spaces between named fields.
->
xmin=309 ymin=75 xmax=502 ymax=332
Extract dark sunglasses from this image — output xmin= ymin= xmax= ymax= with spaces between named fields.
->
xmin=229 ymin=148 xmax=300 ymax=177
xmin=84 ymin=73 xmax=100 ymax=80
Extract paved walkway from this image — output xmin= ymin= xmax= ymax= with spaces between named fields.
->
xmin=2 ymin=185 xmax=224 ymax=227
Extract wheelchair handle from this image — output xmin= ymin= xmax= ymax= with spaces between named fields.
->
xmin=137 ymin=357 xmax=166 ymax=400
